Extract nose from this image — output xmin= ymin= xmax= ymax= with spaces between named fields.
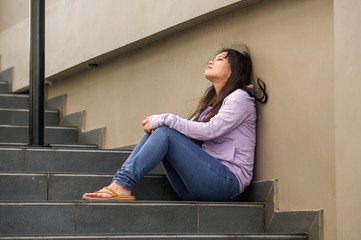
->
xmin=209 ymin=59 xmax=214 ymax=64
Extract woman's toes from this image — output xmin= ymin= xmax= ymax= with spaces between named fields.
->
xmin=83 ymin=191 xmax=112 ymax=199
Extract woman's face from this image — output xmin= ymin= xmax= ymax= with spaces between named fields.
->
xmin=204 ymin=52 xmax=231 ymax=85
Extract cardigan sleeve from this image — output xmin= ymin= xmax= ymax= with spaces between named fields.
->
xmin=149 ymin=90 xmax=254 ymax=141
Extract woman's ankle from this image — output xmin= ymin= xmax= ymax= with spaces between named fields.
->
xmin=110 ymin=182 xmax=132 ymax=196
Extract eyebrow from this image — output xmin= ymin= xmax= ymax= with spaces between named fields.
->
xmin=216 ymin=54 xmax=227 ymax=58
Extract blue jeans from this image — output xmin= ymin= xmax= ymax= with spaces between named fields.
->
xmin=112 ymin=126 xmax=240 ymax=201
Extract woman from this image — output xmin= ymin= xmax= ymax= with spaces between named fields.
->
xmin=83 ymin=46 xmax=267 ymax=201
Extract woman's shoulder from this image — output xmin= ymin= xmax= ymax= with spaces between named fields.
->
xmin=226 ymin=88 xmax=254 ymax=102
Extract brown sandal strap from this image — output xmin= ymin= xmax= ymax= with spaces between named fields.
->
xmin=103 ymin=187 xmax=120 ymax=197
xmin=94 ymin=187 xmax=118 ymax=198
xmin=94 ymin=191 xmax=116 ymax=198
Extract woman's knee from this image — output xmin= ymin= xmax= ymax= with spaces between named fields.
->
xmin=155 ymin=126 xmax=170 ymax=131
xmin=154 ymin=126 xmax=171 ymax=136
xmin=153 ymin=126 xmax=191 ymax=148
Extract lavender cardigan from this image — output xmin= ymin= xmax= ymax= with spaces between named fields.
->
xmin=149 ymin=88 xmax=256 ymax=192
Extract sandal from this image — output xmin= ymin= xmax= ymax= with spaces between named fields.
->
xmin=82 ymin=187 xmax=135 ymax=201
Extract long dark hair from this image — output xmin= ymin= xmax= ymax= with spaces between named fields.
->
xmin=190 ymin=47 xmax=268 ymax=123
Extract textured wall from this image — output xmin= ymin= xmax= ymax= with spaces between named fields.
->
xmin=334 ymin=0 xmax=361 ymax=239
xmin=0 ymin=0 xmax=28 ymax=32
xmin=0 ymin=0 xmax=244 ymax=91
xmin=0 ymin=0 xmax=58 ymax=32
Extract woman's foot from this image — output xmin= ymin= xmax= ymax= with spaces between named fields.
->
xmin=82 ymin=182 xmax=134 ymax=200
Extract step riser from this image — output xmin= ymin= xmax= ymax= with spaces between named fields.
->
xmin=0 ymin=174 xmax=180 ymax=201
xmin=0 ymin=175 xmax=274 ymax=202
xmin=0 ymin=143 xmax=98 ymax=149
xmin=0 ymin=95 xmax=29 ymax=109
xmin=0 ymin=203 xmax=264 ymax=235
xmin=0 ymin=83 xmax=8 ymax=94
xmin=0 ymin=236 xmax=307 ymax=240
xmin=0 ymin=149 xmax=163 ymax=174
xmin=0 ymin=110 xmax=59 ymax=126
xmin=0 ymin=126 xmax=77 ymax=143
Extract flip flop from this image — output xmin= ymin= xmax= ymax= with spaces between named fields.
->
xmin=82 ymin=186 xmax=135 ymax=201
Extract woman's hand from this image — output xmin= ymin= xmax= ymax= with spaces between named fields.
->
xmin=142 ymin=116 xmax=154 ymax=134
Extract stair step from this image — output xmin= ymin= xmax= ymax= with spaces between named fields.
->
xmin=48 ymin=143 xmax=98 ymax=149
xmin=0 ymin=233 xmax=308 ymax=239
xmin=0 ymin=94 xmax=29 ymax=109
xmin=0 ymin=148 xmax=163 ymax=174
xmin=0 ymin=125 xmax=77 ymax=144
xmin=0 ymin=108 xmax=59 ymax=126
xmin=0 ymin=82 xmax=8 ymax=94
xmin=0 ymin=173 xmax=179 ymax=201
xmin=0 ymin=143 xmax=98 ymax=149
xmin=0 ymin=201 xmax=264 ymax=235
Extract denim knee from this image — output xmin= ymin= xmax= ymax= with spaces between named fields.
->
xmin=154 ymin=126 xmax=171 ymax=136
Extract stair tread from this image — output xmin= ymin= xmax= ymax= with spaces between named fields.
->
xmin=0 ymin=93 xmax=29 ymax=97
xmin=0 ymin=144 xmax=98 ymax=150
xmin=0 ymin=233 xmax=308 ymax=239
xmin=0 ymin=125 xmax=77 ymax=129
xmin=0 ymin=172 xmax=154 ymax=176
xmin=0 ymin=146 xmax=129 ymax=152
xmin=0 ymin=200 xmax=264 ymax=205
xmin=0 ymin=108 xmax=57 ymax=112
xmin=0 ymin=143 xmax=98 ymax=149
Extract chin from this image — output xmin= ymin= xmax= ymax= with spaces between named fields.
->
xmin=204 ymin=74 xmax=213 ymax=81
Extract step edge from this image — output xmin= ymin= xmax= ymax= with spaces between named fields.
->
xmin=0 ymin=146 xmax=131 ymax=153
xmin=0 ymin=200 xmax=264 ymax=207
xmin=0 ymin=125 xmax=77 ymax=130
xmin=0 ymin=233 xmax=308 ymax=239
xmin=0 ymin=93 xmax=29 ymax=97
xmin=0 ymin=172 xmax=164 ymax=178
xmin=0 ymin=108 xmax=58 ymax=113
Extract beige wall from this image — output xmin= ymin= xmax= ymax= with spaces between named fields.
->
xmin=47 ymin=0 xmax=335 ymax=239
xmin=0 ymin=0 xmax=244 ymax=91
xmin=0 ymin=0 xmax=28 ymax=32
xmin=0 ymin=0 xmax=58 ymax=32
xmin=334 ymin=0 xmax=361 ymax=240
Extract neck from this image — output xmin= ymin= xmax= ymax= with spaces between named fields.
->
xmin=210 ymin=77 xmax=228 ymax=95
xmin=213 ymin=82 xmax=224 ymax=95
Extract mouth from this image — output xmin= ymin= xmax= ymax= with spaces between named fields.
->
xmin=206 ymin=66 xmax=212 ymax=69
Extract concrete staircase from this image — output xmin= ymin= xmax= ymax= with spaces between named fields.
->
xmin=0 ymin=76 xmax=317 ymax=239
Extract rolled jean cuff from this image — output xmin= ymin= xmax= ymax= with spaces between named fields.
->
xmin=112 ymin=179 xmax=132 ymax=191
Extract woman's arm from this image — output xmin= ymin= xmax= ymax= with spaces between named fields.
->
xmin=149 ymin=90 xmax=255 ymax=141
